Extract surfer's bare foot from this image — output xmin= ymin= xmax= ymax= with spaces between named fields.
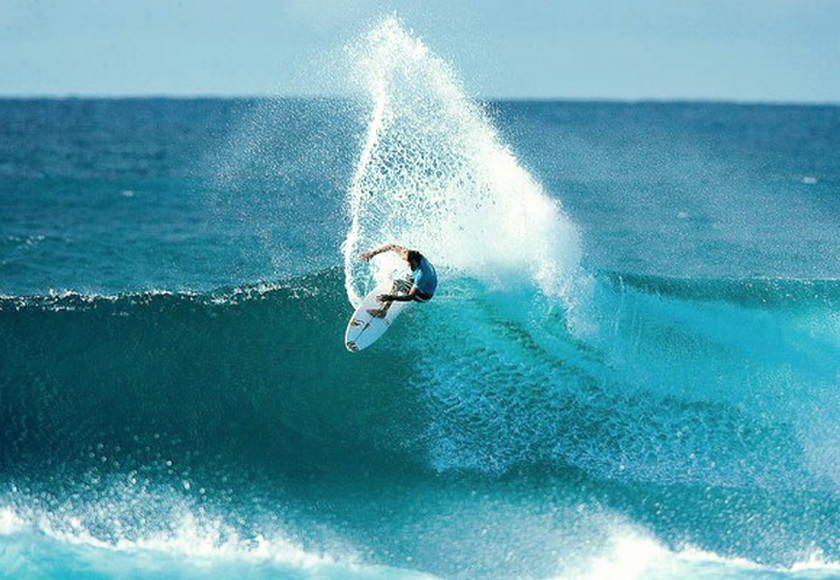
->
xmin=367 ymin=308 xmax=387 ymax=318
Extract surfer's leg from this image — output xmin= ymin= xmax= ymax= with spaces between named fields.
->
xmin=394 ymin=278 xmax=412 ymax=295
xmin=367 ymin=303 xmax=390 ymax=318
xmin=367 ymin=278 xmax=411 ymax=318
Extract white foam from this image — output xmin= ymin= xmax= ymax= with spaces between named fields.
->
xmin=341 ymin=16 xmax=580 ymax=307
xmin=1 ymin=490 xmax=836 ymax=579
xmin=568 ymin=526 xmax=836 ymax=580
xmin=578 ymin=532 xmax=670 ymax=580
xmin=0 ymin=481 xmax=357 ymax=574
xmin=0 ymin=495 xmax=447 ymax=579
xmin=790 ymin=550 xmax=840 ymax=572
xmin=0 ymin=506 xmax=24 ymax=535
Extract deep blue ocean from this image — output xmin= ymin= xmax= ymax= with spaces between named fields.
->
xmin=1 ymin=19 xmax=838 ymax=580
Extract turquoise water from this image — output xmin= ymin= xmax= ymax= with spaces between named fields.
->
xmin=1 ymin=19 xmax=838 ymax=579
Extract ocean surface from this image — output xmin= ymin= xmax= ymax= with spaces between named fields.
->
xmin=1 ymin=18 xmax=839 ymax=579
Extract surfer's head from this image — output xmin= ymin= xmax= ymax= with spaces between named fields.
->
xmin=406 ymin=250 xmax=422 ymax=270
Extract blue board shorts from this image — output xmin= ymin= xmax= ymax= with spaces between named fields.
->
xmin=392 ymin=277 xmax=433 ymax=303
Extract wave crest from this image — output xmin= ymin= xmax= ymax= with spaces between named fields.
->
xmin=341 ymin=16 xmax=580 ymax=306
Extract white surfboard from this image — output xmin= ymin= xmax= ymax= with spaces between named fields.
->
xmin=345 ymin=287 xmax=410 ymax=352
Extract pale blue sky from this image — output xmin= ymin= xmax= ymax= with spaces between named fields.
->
xmin=1 ymin=0 xmax=838 ymax=102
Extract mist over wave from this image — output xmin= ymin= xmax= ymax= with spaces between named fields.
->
xmin=341 ymin=17 xmax=580 ymax=306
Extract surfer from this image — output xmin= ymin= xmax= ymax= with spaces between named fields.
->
xmin=359 ymin=244 xmax=437 ymax=317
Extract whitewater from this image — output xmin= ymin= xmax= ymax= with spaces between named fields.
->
xmin=1 ymin=16 xmax=838 ymax=579
xmin=341 ymin=17 xmax=580 ymax=306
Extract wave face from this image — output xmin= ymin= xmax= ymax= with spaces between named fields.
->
xmin=1 ymin=16 xmax=840 ymax=580
xmin=341 ymin=17 xmax=580 ymax=305
xmin=1 ymin=272 xmax=838 ymax=577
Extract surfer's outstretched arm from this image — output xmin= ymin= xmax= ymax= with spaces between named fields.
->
xmin=359 ymin=244 xmax=407 ymax=262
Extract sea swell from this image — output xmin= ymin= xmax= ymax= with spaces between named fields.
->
xmin=2 ymin=270 xmax=837 ymax=483
xmin=0 ymin=269 xmax=427 ymax=482
xmin=1 ymin=269 xmax=838 ymax=574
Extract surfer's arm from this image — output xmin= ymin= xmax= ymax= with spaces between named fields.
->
xmin=359 ymin=244 xmax=406 ymax=262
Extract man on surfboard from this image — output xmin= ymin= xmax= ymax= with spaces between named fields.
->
xmin=359 ymin=244 xmax=437 ymax=317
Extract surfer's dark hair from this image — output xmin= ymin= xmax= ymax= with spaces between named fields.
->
xmin=407 ymin=250 xmax=422 ymax=269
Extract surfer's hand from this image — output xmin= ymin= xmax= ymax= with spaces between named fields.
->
xmin=359 ymin=252 xmax=372 ymax=262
